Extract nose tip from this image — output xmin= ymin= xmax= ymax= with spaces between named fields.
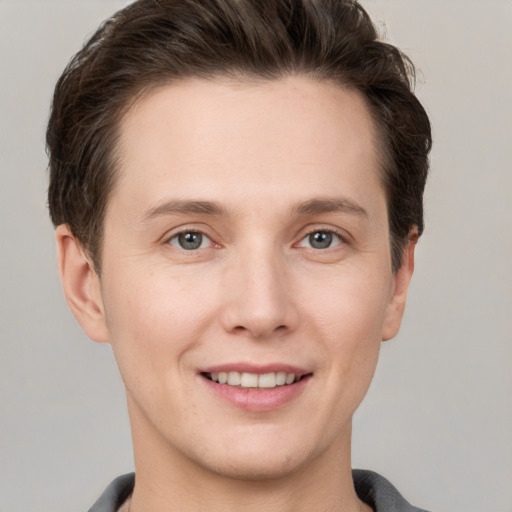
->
xmin=220 ymin=257 xmax=298 ymax=339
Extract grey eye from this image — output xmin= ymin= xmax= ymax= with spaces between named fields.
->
xmin=170 ymin=231 xmax=209 ymax=250
xmin=298 ymin=230 xmax=342 ymax=250
xmin=308 ymin=231 xmax=333 ymax=249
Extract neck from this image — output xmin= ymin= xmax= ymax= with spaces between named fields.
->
xmin=127 ymin=401 xmax=370 ymax=512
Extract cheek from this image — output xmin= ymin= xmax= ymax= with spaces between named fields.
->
xmin=102 ymin=266 xmax=219 ymax=379
xmin=302 ymin=265 xmax=392 ymax=342
xmin=300 ymin=267 xmax=391 ymax=386
xmin=322 ymin=287 xmax=386 ymax=414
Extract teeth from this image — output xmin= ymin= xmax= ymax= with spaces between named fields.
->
xmin=285 ymin=373 xmax=295 ymax=385
xmin=240 ymin=372 xmax=259 ymax=388
xmin=227 ymin=372 xmax=241 ymax=386
xmin=258 ymin=373 xmax=276 ymax=388
xmin=208 ymin=371 xmax=299 ymax=388
xmin=276 ymin=372 xmax=286 ymax=386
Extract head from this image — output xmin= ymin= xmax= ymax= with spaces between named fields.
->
xmin=47 ymin=0 xmax=432 ymax=490
xmin=47 ymin=0 xmax=431 ymax=275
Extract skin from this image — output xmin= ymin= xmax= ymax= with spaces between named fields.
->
xmin=57 ymin=76 xmax=416 ymax=512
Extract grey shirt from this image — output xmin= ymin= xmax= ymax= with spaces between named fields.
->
xmin=88 ymin=470 xmax=430 ymax=512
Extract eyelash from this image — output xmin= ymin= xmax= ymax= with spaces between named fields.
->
xmin=165 ymin=227 xmax=347 ymax=252
xmin=296 ymin=228 xmax=347 ymax=250
xmin=167 ymin=230 xmax=215 ymax=251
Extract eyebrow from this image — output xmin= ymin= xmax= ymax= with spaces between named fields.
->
xmin=294 ymin=198 xmax=368 ymax=217
xmin=140 ymin=199 xmax=227 ymax=223
xmin=140 ymin=196 xmax=367 ymax=223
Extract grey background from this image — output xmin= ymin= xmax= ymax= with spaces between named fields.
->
xmin=0 ymin=1 xmax=510 ymax=511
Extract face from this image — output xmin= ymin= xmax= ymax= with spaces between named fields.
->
xmin=91 ymin=76 xmax=411 ymax=479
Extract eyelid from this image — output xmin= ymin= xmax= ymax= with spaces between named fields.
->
xmin=161 ymin=223 xmax=350 ymax=250
xmin=162 ymin=224 xmax=220 ymax=248
xmin=169 ymin=231 xmax=212 ymax=250
xmin=295 ymin=225 xmax=351 ymax=248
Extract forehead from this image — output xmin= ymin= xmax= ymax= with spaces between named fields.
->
xmin=112 ymin=76 xmax=383 ymax=217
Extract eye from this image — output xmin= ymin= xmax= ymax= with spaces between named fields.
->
xmin=298 ymin=230 xmax=343 ymax=250
xmin=169 ymin=231 xmax=212 ymax=250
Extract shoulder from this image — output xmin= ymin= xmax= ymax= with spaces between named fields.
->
xmin=353 ymin=469 xmax=431 ymax=512
xmin=88 ymin=473 xmax=135 ymax=512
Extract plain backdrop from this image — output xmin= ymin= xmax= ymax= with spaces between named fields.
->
xmin=0 ymin=1 xmax=511 ymax=511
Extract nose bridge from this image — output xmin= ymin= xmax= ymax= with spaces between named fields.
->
xmin=222 ymin=239 xmax=296 ymax=338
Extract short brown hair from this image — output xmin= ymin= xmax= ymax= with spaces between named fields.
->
xmin=47 ymin=0 xmax=431 ymax=273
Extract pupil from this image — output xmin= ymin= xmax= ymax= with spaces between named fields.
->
xmin=310 ymin=231 xmax=332 ymax=249
xmin=179 ymin=232 xmax=202 ymax=250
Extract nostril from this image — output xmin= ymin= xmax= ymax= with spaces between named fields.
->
xmin=232 ymin=323 xmax=289 ymax=338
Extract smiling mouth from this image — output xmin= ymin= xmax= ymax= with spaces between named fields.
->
xmin=202 ymin=371 xmax=309 ymax=389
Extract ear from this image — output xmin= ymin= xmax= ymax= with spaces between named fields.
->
xmin=381 ymin=231 xmax=418 ymax=342
xmin=56 ymin=224 xmax=109 ymax=343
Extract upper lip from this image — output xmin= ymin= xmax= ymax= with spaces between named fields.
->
xmin=199 ymin=363 xmax=311 ymax=377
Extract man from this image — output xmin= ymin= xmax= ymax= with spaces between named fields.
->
xmin=47 ymin=0 xmax=432 ymax=510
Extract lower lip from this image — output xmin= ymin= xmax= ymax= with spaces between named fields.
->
xmin=200 ymin=375 xmax=311 ymax=412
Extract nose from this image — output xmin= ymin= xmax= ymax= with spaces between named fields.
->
xmin=220 ymin=247 xmax=299 ymax=339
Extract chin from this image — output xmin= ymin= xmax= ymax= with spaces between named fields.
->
xmin=203 ymin=451 xmax=308 ymax=482
xmin=185 ymin=429 xmax=321 ymax=482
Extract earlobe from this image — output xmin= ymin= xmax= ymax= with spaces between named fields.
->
xmin=56 ymin=225 xmax=109 ymax=343
xmin=381 ymin=231 xmax=417 ymax=342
